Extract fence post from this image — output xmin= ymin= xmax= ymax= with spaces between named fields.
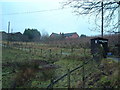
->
xmin=82 ymin=48 xmax=85 ymax=88
xmin=82 ymin=61 xmax=85 ymax=88
xmin=19 ymin=43 xmax=21 ymax=50
xmin=50 ymin=49 xmax=51 ymax=53
xmin=33 ymin=47 xmax=34 ymax=54
xmin=41 ymin=49 xmax=42 ymax=54
xmin=71 ymin=48 xmax=73 ymax=53
xmin=67 ymin=69 xmax=70 ymax=89
xmin=49 ymin=49 xmax=51 ymax=57
xmin=61 ymin=49 xmax=62 ymax=56
xmin=29 ymin=47 xmax=31 ymax=53
xmin=50 ymin=78 xmax=54 ymax=89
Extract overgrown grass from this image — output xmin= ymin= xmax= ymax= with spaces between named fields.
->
xmin=2 ymin=47 xmax=48 ymax=88
xmin=2 ymin=44 xmax=120 ymax=88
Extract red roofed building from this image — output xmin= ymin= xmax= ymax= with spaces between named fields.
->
xmin=50 ymin=32 xmax=79 ymax=39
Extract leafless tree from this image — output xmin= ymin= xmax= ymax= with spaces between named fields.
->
xmin=62 ymin=0 xmax=120 ymax=33
xmin=41 ymin=29 xmax=49 ymax=43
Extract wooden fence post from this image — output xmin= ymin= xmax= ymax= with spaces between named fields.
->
xmin=29 ymin=47 xmax=31 ymax=53
xmin=71 ymin=45 xmax=74 ymax=53
xmin=50 ymin=78 xmax=54 ymax=89
xmin=67 ymin=69 xmax=70 ymax=89
xmin=82 ymin=61 xmax=85 ymax=88
xmin=82 ymin=48 xmax=85 ymax=88
xmin=49 ymin=49 xmax=51 ymax=57
xmin=61 ymin=49 xmax=62 ymax=56
xmin=19 ymin=43 xmax=21 ymax=50
xmin=33 ymin=47 xmax=34 ymax=54
xmin=40 ymin=49 xmax=42 ymax=57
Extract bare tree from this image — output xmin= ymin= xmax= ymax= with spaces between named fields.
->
xmin=41 ymin=29 xmax=49 ymax=43
xmin=62 ymin=0 xmax=120 ymax=33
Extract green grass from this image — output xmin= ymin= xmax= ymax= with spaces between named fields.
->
xmin=2 ymin=47 xmax=47 ymax=88
xmin=2 ymin=44 xmax=120 ymax=88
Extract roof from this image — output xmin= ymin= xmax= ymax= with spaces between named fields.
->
xmin=13 ymin=32 xmax=22 ymax=35
xmin=0 ymin=31 xmax=7 ymax=34
xmin=0 ymin=31 xmax=22 ymax=35
xmin=64 ymin=32 xmax=78 ymax=37
xmin=51 ymin=32 xmax=78 ymax=37
xmin=7 ymin=32 xmax=22 ymax=36
xmin=51 ymin=33 xmax=60 ymax=37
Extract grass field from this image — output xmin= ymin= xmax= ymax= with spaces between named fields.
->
xmin=2 ymin=42 xmax=120 ymax=88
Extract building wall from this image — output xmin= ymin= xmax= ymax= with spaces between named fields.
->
xmin=65 ymin=34 xmax=79 ymax=39
xmin=71 ymin=34 xmax=79 ymax=38
xmin=50 ymin=34 xmax=54 ymax=37
xmin=50 ymin=33 xmax=79 ymax=39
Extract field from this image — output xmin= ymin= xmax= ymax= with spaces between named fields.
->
xmin=2 ymin=41 xmax=120 ymax=88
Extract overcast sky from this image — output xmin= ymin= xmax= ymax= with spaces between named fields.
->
xmin=0 ymin=0 xmax=103 ymax=36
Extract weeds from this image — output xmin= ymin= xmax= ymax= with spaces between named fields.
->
xmin=2 ymin=43 xmax=119 ymax=88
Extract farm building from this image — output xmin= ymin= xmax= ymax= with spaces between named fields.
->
xmin=91 ymin=37 xmax=109 ymax=58
xmin=0 ymin=31 xmax=8 ymax=41
xmin=0 ymin=31 xmax=29 ymax=42
xmin=50 ymin=32 xmax=79 ymax=39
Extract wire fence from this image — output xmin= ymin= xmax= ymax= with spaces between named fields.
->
xmin=1 ymin=41 xmax=90 ymax=58
xmin=47 ymin=58 xmax=94 ymax=88
xmin=2 ymin=41 xmax=97 ymax=88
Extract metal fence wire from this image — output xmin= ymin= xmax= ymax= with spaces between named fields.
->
xmin=47 ymin=59 xmax=92 ymax=88
xmin=2 ymin=42 xmax=101 ymax=88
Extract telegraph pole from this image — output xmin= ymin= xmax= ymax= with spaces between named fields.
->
xmin=101 ymin=1 xmax=104 ymax=38
xmin=7 ymin=21 xmax=10 ymax=46
xmin=118 ymin=1 xmax=120 ymax=33
xmin=118 ymin=1 xmax=120 ymax=56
